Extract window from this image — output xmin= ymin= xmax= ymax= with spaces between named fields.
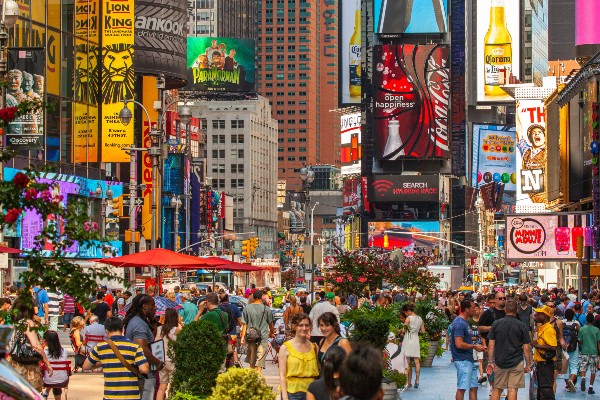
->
xmin=288 ymin=147 xmax=296 ymax=152
xmin=231 ymin=134 xmax=245 ymax=144
xmin=299 ymin=138 xmax=306 ymax=142
xmin=212 ymin=120 xmax=225 ymax=129
xmin=211 ymin=149 xmax=219 ymax=158
xmin=278 ymin=156 xmax=284 ymax=161
xmin=231 ymin=179 xmax=244 ymax=188
xmin=288 ymin=138 xmax=296 ymax=142
xmin=217 ymin=179 xmax=225 ymax=189
xmin=219 ymin=135 xmax=225 ymax=143
xmin=322 ymin=216 xmax=337 ymax=224
xmin=288 ymin=156 xmax=296 ymax=161
xmin=276 ymin=110 xmax=284 ymax=115
xmin=231 ymin=120 xmax=245 ymax=128
xmin=212 ymin=135 xmax=219 ymax=144
xmin=212 ymin=164 xmax=226 ymax=173
xmin=299 ymin=147 xmax=306 ymax=152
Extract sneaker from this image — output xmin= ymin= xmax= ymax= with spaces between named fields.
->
xmin=478 ymin=376 xmax=488 ymax=384
xmin=567 ymin=379 xmax=576 ymax=393
xmin=582 ymin=377 xmax=587 ymax=392
xmin=589 ymin=388 xmax=596 ymax=395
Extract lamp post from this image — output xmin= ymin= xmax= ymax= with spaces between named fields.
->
xmin=95 ymin=183 xmax=113 ymax=239
xmin=475 ymin=193 xmax=486 ymax=292
xmin=170 ymin=194 xmax=182 ymax=251
xmin=118 ymin=98 xmax=192 ymax=254
xmin=299 ymin=166 xmax=315 ymax=294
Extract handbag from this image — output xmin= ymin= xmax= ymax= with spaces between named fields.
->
xmin=245 ymin=305 xmax=267 ymax=344
xmin=10 ymin=330 xmax=43 ymax=365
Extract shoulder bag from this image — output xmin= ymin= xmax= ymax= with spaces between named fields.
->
xmin=10 ymin=330 xmax=42 ymax=365
xmin=106 ymin=338 xmax=147 ymax=379
xmin=245 ymin=305 xmax=267 ymax=344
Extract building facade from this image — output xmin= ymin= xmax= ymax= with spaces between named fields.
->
xmin=189 ymin=96 xmax=279 ymax=255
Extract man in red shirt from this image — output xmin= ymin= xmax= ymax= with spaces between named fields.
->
xmin=102 ymin=286 xmax=114 ymax=307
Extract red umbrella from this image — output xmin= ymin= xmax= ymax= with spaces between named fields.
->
xmin=173 ymin=258 xmax=263 ymax=272
xmin=95 ymin=248 xmax=211 ymax=268
xmin=0 ymin=246 xmax=21 ymax=254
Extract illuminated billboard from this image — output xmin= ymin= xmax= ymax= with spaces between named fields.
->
xmin=476 ymin=0 xmax=521 ymax=103
xmin=471 ymin=124 xmax=517 ymax=191
xmin=576 ymin=0 xmax=600 ymax=47
xmin=506 ymin=213 xmax=589 ymax=261
xmin=374 ymin=0 xmax=448 ymax=34
xmin=186 ymin=37 xmax=255 ymax=92
xmin=516 ymin=100 xmax=547 ymax=206
xmin=339 ymin=0 xmax=361 ymax=106
xmin=368 ymin=221 xmax=440 ymax=256
xmin=372 ymin=44 xmax=450 ymax=159
xmin=340 ymin=113 xmax=361 ymax=175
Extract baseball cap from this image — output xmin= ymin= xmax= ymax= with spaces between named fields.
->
xmin=325 ymin=292 xmax=335 ymax=300
xmin=533 ymin=305 xmax=553 ymax=318
xmin=388 ymin=332 xmax=396 ymax=340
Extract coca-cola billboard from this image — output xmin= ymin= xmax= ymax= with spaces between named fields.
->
xmin=373 ymin=44 xmax=450 ymax=159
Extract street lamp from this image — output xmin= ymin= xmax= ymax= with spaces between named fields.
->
xmin=95 ymin=183 xmax=113 ymax=239
xmin=299 ymin=166 xmax=315 ymax=294
xmin=475 ymin=193 xmax=485 ymax=292
xmin=170 ymin=194 xmax=182 ymax=251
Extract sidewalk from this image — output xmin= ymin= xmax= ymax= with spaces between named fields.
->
xmin=400 ymin=350 xmax=594 ymax=400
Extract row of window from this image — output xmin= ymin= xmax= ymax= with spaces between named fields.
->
xmin=264 ymin=73 xmax=309 ymax=80
xmin=279 ymin=156 xmax=307 ymax=161
xmin=278 ymin=147 xmax=307 ymax=152
xmin=264 ymin=54 xmax=310 ymax=62
xmin=278 ymin=137 xmax=307 ymax=142
xmin=211 ymin=134 xmax=245 ymax=144
xmin=276 ymin=110 xmax=307 ymax=115
xmin=261 ymin=82 xmax=308 ymax=88
xmin=211 ymin=179 xmax=246 ymax=189
xmin=212 ymin=149 xmax=245 ymax=158
xmin=277 ymin=128 xmax=307 ymax=134
xmin=276 ymin=100 xmax=307 ymax=105
xmin=260 ymin=27 xmax=309 ymax=34
xmin=262 ymin=17 xmax=309 ymax=23
xmin=211 ymin=120 xmax=245 ymax=129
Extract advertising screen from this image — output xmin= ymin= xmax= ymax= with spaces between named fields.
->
xmin=476 ymin=0 xmax=521 ymax=103
xmin=368 ymin=221 xmax=440 ymax=255
xmin=340 ymin=113 xmax=361 ymax=175
xmin=374 ymin=0 xmax=448 ymax=34
xmin=342 ymin=177 xmax=361 ymax=214
xmin=471 ymin=124 xmax=517 ymax=191
xmin=100 ymin=0 xmax=135 ymax=163
xmin=369 ymin=175 xmax=439 ymax=203
xmin=516 ymin=100 xmax=547 ymax=206
xmin=339 ymin=0 xmax=361 ymax=105
xmin=186 ymin=37 xmax=255 ymax=92
xmin=373 ymin=44 xmax=450 ymax=159
xmin=506 ymin=213 xmax=589 ymax=260
xmin=287 ymin=192 xmax=307 ymax=234
xmin=576 ymin=0 xmax=600 ymax=47
xmin=7 ymin=48 xmax=45 ymax=151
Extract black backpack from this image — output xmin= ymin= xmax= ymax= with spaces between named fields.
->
xmin=220 ymin=303 xmax=236 ymax=334
xmin=563 ymin=322 xmax=578 ymax=353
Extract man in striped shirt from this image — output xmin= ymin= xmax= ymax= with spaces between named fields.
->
xmin=83 ymin=316 xmax=149 ymax=400
xmin=62 ymin=293 xmax=76 ymax=332
xmin=46 ymin=289 xmax=63 ymax=331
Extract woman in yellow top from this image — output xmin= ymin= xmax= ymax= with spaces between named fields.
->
xmin=278 ymin=313 xmax=320 ymax=400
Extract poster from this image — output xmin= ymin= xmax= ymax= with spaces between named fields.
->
xmin=186 ymin=37 xmax=255 ymax=92
xmin=471 ymin=124 xmax=517 ymax=191
xmin=340 ymin=113 xmax=361 ymax=175
xmin=476 ymin=0 xmax=521 ymax=102
xmin=373 ymin=44 xmax=450 ymax=159
xmin=506 ymin=213 xmax=589 ymax=260
xmin=516 ymin=100 xmax=547 ymax=206
xmin=101 ymin=0 xmax=135 ymax=163
xmin=368 ymin=221 xmax=440 ymax=255
xmin=374 ymin=0 xmax=448 ymax=34
xmin=287 ymin=192 xmax=307 ymax=234
xmin=339 ymin=0 xmax=361 ymax=105
xmin=7 ymin=48 xmax=45 ymax=150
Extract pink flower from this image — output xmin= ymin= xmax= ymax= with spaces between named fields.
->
xmin=40 ymin=190 xmax=52 ymax=202
xmin=52 ymin=194 xmax=64 ymax=204
xmin=24 ymin=188 xmax=38 ymax=200
xmin=4 ymin=208 xmax=21 ymax=223
xmin=91 ymin=222 xmax=99 ymax=231
xmin=13 ymin=172 xmax=29 ymax=188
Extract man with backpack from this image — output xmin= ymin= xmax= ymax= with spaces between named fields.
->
xmin=578 ymin=313 xmax=600 ymax=394
xmin=562 ymin=308 xmax=580 ymax=392
xmin=241 ymin=289 xmax=274 ymax=374
xmin=219 ymin=293 xmax=242 ymax=368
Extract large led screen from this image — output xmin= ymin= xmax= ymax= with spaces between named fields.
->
xmin=374 ymin=0 xmax=448 ymax=34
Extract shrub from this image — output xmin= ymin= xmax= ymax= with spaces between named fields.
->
xmin=171 ymin=320 xmax=227 ymax=397
xmin=342 ymin=305 xmax=399 ymax=350
xmin=383 ymin=369 xmax=407 ymax=389
xmin=170 ymin=392 xmax=202 ymax=400
xmin=208 ymin=368 xmax=275 ymax=400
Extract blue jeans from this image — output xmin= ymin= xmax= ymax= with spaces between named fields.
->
xmin=141 ymin=371 xmax=156 ymax=400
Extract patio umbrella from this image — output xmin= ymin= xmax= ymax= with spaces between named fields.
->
xmin=0 ymin=245 xmax=21 ymax=254
xmin=95 ymin=248 xmax=213 ymax=268
xmin=120 ymin=296 xmax=182 ymax=316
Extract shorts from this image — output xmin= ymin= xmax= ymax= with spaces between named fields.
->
xmin=246 ymin=341 xmax=267 ymax=368
xmin=455 ymin=360 xmax=478 ymax=390
xmin=579 ymin=354 xmax=599 ymax=374
xmin=493 ymin=363 xmax=525 ymax=390
xmin=473 ymin=350 xmax=483 ymax=361
xmin=567 ymin=349 xmax=579 ymax=376
xmin=158 ymin=361 xmax=174 ymax=384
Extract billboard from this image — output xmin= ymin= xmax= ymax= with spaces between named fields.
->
xmin=476 ymin=0 xmax=521 ymax=103
xmin=368 ymin=221 xmax=440 ymax=255
xmin=134 ymin=0 xmax=187 ymax=85
xmin=100 ymin=0 xmax=135 ymax=163
xmin=7 ymin=48 xmax=45 ymax=150
xmin=575 ymin=0 xmax=600 ymax=47
xmin=186 ymin=37 xmax=255 ymax=92
xmin=339 ymin=0 xmax=361 ymax=105
xmin=506 ymin=213 xmax=589 ymax=260
xmin=369 ymin=175 xmax=439 ymax=203
xmin=373 ymin=44 xmax=450 ymax=159
xmin=287 ymin=192 xmax=307 ymax=234
xmin=516 ymin=100 xmax=546 ymax=206
xmin=342 ymin=177 xmax=361 ymax=214
xmin=374 ymin=0 xmax=448 ymax=34
xmin=471 ymin=124 xmax=517 ymax=191
xmin=340 ymin=113 xmax=361 ymax=175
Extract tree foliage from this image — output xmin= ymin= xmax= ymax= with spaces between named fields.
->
xmin=280 ymin=268 xmax=297 ymax=289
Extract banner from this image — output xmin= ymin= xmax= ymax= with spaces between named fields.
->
xmin=339 ymin=0 xmax=361 ymax=105
xmin=186 ymin=37 xmax=255 ymax=92
xmin=506 ymin=213 xmax=589 ymax=261
xmin=342 ymin=177 xmax=361 ymax=214
xmin=471 ymin=124 xmax=517 ymax=191
xmin=369 ymin=175 xmax=439 ymax=203
xmin=374 ymin=0 xmax=448 ymax=34
xmin=7 ymin=48 xmax=44 ymax=150
xmin=340 ymin=113 xmax=361 ymax=175
xmin=101 ymin=0 xmax=135 ymax=163
xmin=373 ymin=44 xmax=450 ymax=159
xmin=287 ymin=192 xmax=307 ymax=234
xmin=516 ymin=100 xmax=547 ymax=205
xmin=476 ymin=0 xmax=521 ymax=102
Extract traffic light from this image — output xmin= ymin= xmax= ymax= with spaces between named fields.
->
xmin=354 ymin=234 xmax=360 ymax=249
xmin=241 ymin=240 xmax=251 ymax=258
xmin=383 ymin=233 xmax=389 ymax=248
xmin=111 ymin=197 xmax=123 ymax=217
xmin=176 ymin=236 xmax=181 ymax=251
xmin=250 ymin=237 xmax=259 ymax=255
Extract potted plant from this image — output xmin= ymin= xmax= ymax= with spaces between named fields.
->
xmin=342 ymin=305 xmax=401 ymax=351
xmin=382 ymin=369 xmax=408 ymax=400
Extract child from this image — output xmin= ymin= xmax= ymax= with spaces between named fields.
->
xmin=42 ymin=330 xmax=70 ymax=399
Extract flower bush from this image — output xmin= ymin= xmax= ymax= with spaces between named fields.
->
xmin=208 ymin=368 xmax=275 ymax=400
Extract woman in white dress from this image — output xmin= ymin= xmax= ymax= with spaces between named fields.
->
xmin=402 ymin=304 xmax=425 ymax=388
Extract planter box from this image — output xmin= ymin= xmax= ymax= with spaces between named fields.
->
xmin=421 ymin=340 xmax=439 ymax=368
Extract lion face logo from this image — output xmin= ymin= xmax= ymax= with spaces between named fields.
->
xmin=74 ymin=44 xmax=99 ymax=106
xmin=100 ymin=43 xmax=134 ymax=104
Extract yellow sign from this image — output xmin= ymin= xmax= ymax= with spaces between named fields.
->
xmin=101 ymin=0 xmax=135 ymax=163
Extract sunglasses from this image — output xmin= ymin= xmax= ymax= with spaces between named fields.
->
xmin=497 ymin=297 xmax=506 ymax=300
xmin=546 ymin=304 xmax=556 ymax=308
